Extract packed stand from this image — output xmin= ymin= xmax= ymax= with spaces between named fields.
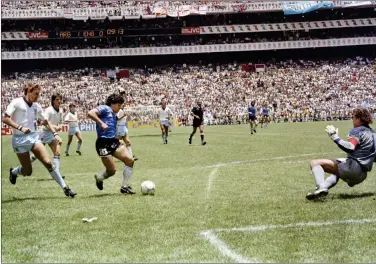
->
xmin=2 ymin=57 xmax=375 ymax=126
xmin=2 ymin=7 xmax=374 ymax=32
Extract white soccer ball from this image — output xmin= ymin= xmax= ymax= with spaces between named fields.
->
xmin=141 ymin=181 xmax=155 ymax=195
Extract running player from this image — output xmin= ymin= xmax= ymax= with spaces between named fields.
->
xmin=306 ymin=108 xmax=376 ymax=200
xmin=116 ymin=107 xmax=137 ymax=160
xmin=88 ymin=93 xmax=136 ymax=194
xmin=157 ymin=99 xmax=173 ymax=144
xmin=3 ymin=83 xmax=76 ymax=198
xmin=189 ymin=101 xmax=206 ymax=146
xmin=248 ymin=100 xmax=257 ymax=135
xmin=31 ymin=93 xmax=66 ymax=179
xmin=261 ymin=104 xmax=270 ymax=128
xmin=64 ymin=103 xmax=83 ymax=156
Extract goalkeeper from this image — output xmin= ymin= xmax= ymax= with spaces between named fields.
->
xmin=307 ymin=108 xmax=376 ymax=200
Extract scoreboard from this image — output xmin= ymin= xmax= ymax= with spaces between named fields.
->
xmin=56 ymin=29 xmax=125 ymax=38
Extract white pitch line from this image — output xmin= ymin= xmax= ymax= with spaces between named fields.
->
xmin=212 ymin=218 xmax=376 ymax=233
xmin=201 ymin=151 xmax=340 ymax=169
xmin=200 ymin=230 xmax=258 ymax=263
xmin=206 ymin=167 xmax=219 ymax=200
xmin=201 ymin=218 xmax=376 ymax=263
xmin=67 ymin=151 xmax=341 ymax=176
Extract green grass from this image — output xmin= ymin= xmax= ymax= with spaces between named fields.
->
xmin=2 ymin=121 xmax=376 ymax=263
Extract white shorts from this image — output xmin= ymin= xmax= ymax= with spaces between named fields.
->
xmin=116 ymin=125 xmax=128 ymax=137
xmin=39 ymin=131 xmax=56 ymax=145
xmin=160 ymin=120 xmax=169 ymax=127
xmin=12 ymin=132 xmax=42 ymax=153
xmin=69 ymin=126 xmax=80 ymax=136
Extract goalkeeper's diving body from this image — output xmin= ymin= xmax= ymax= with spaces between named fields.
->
xmin=307 ymin=108 xmax=376 ymax=200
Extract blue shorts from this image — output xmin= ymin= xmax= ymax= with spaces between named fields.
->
xmin=12 ymin=132 xmax=42 ymax=153
xmin=116 ymin=125 xmax=128 ymax=137
xmin=39 ymin=131 xmax=56 ymax=145
xmin=69 ymin=127 xmax=80 ymax=136
xmin=160 ymin=120 xmax=170 ymax=127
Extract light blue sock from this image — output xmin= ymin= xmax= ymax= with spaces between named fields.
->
xmin=12 ymin=166 xmax=23 ymax=176
xmin=77 ymin=141 xmax=82 ymax=151
xmin=66 ymin=144 xmax=70 ymax=154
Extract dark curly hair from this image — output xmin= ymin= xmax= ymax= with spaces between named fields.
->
xmin=353 ymin=108 xmax=373 ymax=125
xmin=106 ymin=93 xmax=125 ymax=106
xmin=51 ymin=92 xmax=62 ymax=106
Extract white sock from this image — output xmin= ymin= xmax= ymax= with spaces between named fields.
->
xmin=66 ymin=144 xmax=70 ymax=153
xmin=127 ymin=147 xmax=133 ymax=157
xmin=311 ymin=165 xmax=325 ymax=188
xmin=96 ymin=170 xmax=109 ymax=181
xmin=53 ymin=156 xmax=60 ymax=174
xmin=122 ymin=165 xmax=133 ymax=187
xmin=12 ymin=166 xmax=23 ymax=176
xmin=48 ymin=166 xmax=66 ymax=189
xmin=321 ymin=174 xmax=338 ymax=189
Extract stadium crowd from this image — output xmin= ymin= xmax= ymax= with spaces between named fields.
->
xmin=2 ymin=56 xmax=375 ymax=125
xmin=0 ymin=1 xmax=281 ymax=12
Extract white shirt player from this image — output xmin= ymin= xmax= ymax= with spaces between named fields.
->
xmin=158 ymin=107 xmax=172 ymax=121
xmin=42 ymin=106 xmax=62 ymax=132
xmin=64 ymin=112 xmax=78 ymax=128
xmin=117 ymin=109 xmax=127 ymax=126
xmin=5 ymin=97 xmax=47 ymax=136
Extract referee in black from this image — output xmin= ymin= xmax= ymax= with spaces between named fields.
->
xmin=189 ymin=101 xmax=207 ymax=146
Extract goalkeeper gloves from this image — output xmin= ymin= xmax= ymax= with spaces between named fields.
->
xmin=325 ymin=125 xmax=339 ymax=141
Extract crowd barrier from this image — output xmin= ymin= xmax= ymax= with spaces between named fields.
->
xmin=1 ymin=120 xmax=179 ymax=136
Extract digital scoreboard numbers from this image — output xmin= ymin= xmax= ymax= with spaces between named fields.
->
xmin=57 ymin=29 xmax=125 ymax=39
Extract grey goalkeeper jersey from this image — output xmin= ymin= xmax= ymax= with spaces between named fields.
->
xmin=347 ymin=125 xmax=376 ymax=172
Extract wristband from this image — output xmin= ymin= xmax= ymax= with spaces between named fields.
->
xmin=53 ymin=132 xmax=58 ymax=137
xmin=17 ymin=125 xmax=23 ymax=131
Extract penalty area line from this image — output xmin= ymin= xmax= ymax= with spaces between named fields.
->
xmin=68 ymin=151 xmax=341 ymax=176
xmin=200 ymin=218 xmax=376 ymax=262
xmin=201 ymin=151 xmax=341 ymax=169
xmin=200 ymin=230 xmax=259 ymax=263
xmin=213 ymin=218 xmax=376 ymax=233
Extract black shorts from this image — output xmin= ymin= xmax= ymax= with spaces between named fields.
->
xmin=336 ymin=158 xmax=367 ymax=187
xmin=193 ymin=119 xmax=203 ymax=128
xmin=263 ymin=114 xmax=269 ymax=118
xmin=95 ymin=138 xmax=121 ymax=157
xmin=249 ymin=116 xmax=256 ymax=121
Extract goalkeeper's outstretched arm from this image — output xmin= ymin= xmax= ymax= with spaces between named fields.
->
xmin=333 ymin=137 xmax=357 ymax=153
xmin=326 ymin=125 xmax=357 ymax=153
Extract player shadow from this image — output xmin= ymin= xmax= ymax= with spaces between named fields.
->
xmin=87 ymin=193 xmax=119 ymax=198
xmin=2 ymin=196 xmax=64 ymax=203
xmin=131 ymin=134 xmax=164 ymax=138
xmin=332 ymin=192 xmax=375 ymax=200
xmin=35 ymin=178 xmax=54 ymax=182
xmin=34 ymin=177 xmax=69 ymax=182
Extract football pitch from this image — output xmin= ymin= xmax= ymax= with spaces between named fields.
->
xmin=2 ymin=121 xmax=376 ymax=263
